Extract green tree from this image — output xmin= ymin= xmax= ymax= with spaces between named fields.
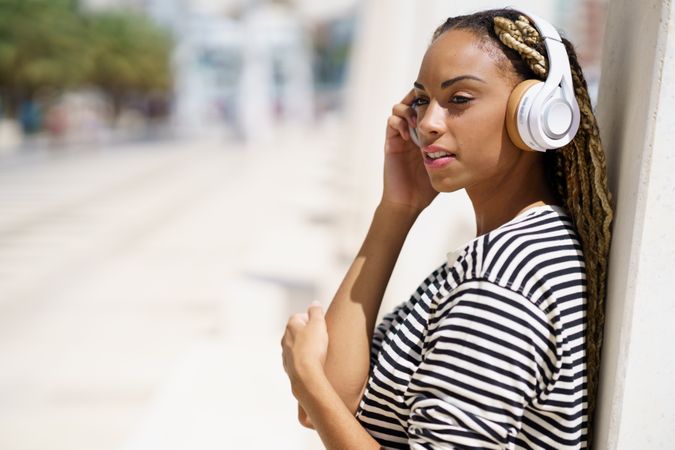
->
xmin=83 ymin=10 xmax=173 ymax=120
xmin=0 ymin=0 xmax=173 ymax=122
xmin=0 ymin=0 xmax=90 ymax=116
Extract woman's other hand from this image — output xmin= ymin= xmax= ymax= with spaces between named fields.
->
xmin=382 ymin=89 xmax=438 ymax=213
xmin=281 ymin=301 xmax=329 ymax=398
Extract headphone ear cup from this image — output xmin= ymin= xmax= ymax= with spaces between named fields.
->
xmin=505 ymin=79 xmax=542 ymax=152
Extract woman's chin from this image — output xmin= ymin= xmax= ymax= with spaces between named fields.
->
xmin=430 ymin=180 xmax=463 ymax=193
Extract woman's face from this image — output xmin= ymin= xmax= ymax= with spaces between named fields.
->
xmin=413 ymin=28 xmax=524 ymax=194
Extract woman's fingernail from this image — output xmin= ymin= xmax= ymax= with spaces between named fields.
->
xmin=310 ymin=300 xmax=321 ymax=307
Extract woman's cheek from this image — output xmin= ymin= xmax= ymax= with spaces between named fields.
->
xmin=480 ymin=120 xmax=511 ymax=167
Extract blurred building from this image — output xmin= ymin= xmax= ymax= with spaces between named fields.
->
xmin=170 ymin=13 xmax=244 ymax=138
xmin=83 ymin=0 xmax=324 ymax=142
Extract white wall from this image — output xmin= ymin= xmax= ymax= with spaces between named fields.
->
xmin=595 ymin=0 xmax=675 ymax=448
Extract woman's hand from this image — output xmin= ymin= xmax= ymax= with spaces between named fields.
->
xmin=381 ymin=88 xmax=438 ymax=213
xmin=281 ymin=301 xmax=329 ymax=399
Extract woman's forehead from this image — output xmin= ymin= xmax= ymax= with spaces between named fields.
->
xmin=418 ymin=29 xmax=506 ymax=86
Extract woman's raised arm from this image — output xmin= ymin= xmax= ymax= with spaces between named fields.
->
xmin=299 ymin=89 xmax=438 ymax=425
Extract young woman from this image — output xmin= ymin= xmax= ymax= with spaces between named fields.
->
xmin=281 ymin=7 xmax=613 ymax=449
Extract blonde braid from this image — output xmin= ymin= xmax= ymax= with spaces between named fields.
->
xmin=494 ymin=16 xmax=548 ymax=78
xmin=492 ymin=13 xmax=614 ymax=447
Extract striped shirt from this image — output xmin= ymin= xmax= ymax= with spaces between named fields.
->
xmin=355 ymin=204 xmax=587 ymax=449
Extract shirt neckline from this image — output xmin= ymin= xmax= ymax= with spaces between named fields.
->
xmin=513 ymin=203 xmax=568 ymax=221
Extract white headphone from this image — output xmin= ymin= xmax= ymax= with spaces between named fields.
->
xmin=505 ymin=9 xmax=580 ymax=152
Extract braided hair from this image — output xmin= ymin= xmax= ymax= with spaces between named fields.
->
xmin=431 ymin=8 xmax=614 ymax=446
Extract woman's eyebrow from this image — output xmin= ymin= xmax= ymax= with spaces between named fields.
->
xmin=414 ymin=75 xmax=486 ymax=90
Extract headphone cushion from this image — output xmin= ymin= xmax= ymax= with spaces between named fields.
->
xmin=505 ymin=79 xmax=542 ymax=152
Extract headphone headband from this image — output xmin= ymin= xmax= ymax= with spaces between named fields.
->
xmin=519 ymin=10 xmax=577 ymax=120
xmin=508 ymin=9 xmax=580 ymax=151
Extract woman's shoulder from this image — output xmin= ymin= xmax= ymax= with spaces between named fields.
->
xmin=483 ymin=204 xmax=583 ymax=259
xmin=446 ymin=204 xmax=586 ymax=304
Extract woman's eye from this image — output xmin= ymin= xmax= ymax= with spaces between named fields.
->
xmin=411 ymin=97 xmax=428 ymax=108
xmin=451 ymin=96 xmax=472 ymax=105
xmin=411 ymin=96 xmax=471 ymax=109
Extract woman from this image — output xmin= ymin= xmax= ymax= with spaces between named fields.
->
xmin=281 ymin=7 xmax=613 ymax=449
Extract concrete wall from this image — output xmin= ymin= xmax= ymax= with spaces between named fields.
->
xmin=595 ymin=0 xmax=675 ymax=447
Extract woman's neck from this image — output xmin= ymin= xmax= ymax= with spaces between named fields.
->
xmin=466 ymin=156 xmax=559 ymax=237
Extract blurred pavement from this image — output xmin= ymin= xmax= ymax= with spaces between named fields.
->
xmin=0 ymin=121 xmax=352 ymax=450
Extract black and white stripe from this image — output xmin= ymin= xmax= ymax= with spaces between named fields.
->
xmin=355 ymin=204 xmax=588 ymax=449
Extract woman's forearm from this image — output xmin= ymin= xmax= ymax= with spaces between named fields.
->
xmin=295 ymin=363 xmax=382 ymax=450
xmin=322 ymin=201 xmax=420 ymax=413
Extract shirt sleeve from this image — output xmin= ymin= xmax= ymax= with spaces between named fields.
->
xmin=370 ymin=299 xmax=408 ymax=371
xmin=403 ymin=278 xmax=562 ymax=449
xmin=370 ymin=261 xmax=449 ymax=372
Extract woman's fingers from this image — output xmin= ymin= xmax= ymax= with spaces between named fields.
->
xmin=392 ymin=103 xmax=417 ymax=130
xmin=387 ymin=114 xmax=409 ymax=140
xmin=400 ymin=87 xmax=416 ymax=105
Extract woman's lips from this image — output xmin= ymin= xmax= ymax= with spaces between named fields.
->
xmin=422 ymin=145 xmax=456 ymax=169
xmin=423 ymin=152 xmax=456 ymax=169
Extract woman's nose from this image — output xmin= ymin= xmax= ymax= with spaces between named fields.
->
xmin=416 ymin=100 xmax=447 ymax=140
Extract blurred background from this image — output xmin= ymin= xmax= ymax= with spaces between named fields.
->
xmin=0 ymin=0 xmax=608 ymax=448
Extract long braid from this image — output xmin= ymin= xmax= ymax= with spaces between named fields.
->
xmin=493 ymin=14 xmax=614 ymax=446
xmin=432 ymin=9 xmax=614 ymax=447
xmin=494 ymin=16 xmax=548 ymax=77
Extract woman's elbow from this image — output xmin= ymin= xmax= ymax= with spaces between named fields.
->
xmin=297 ymin=403 xmax=315 ymax=429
